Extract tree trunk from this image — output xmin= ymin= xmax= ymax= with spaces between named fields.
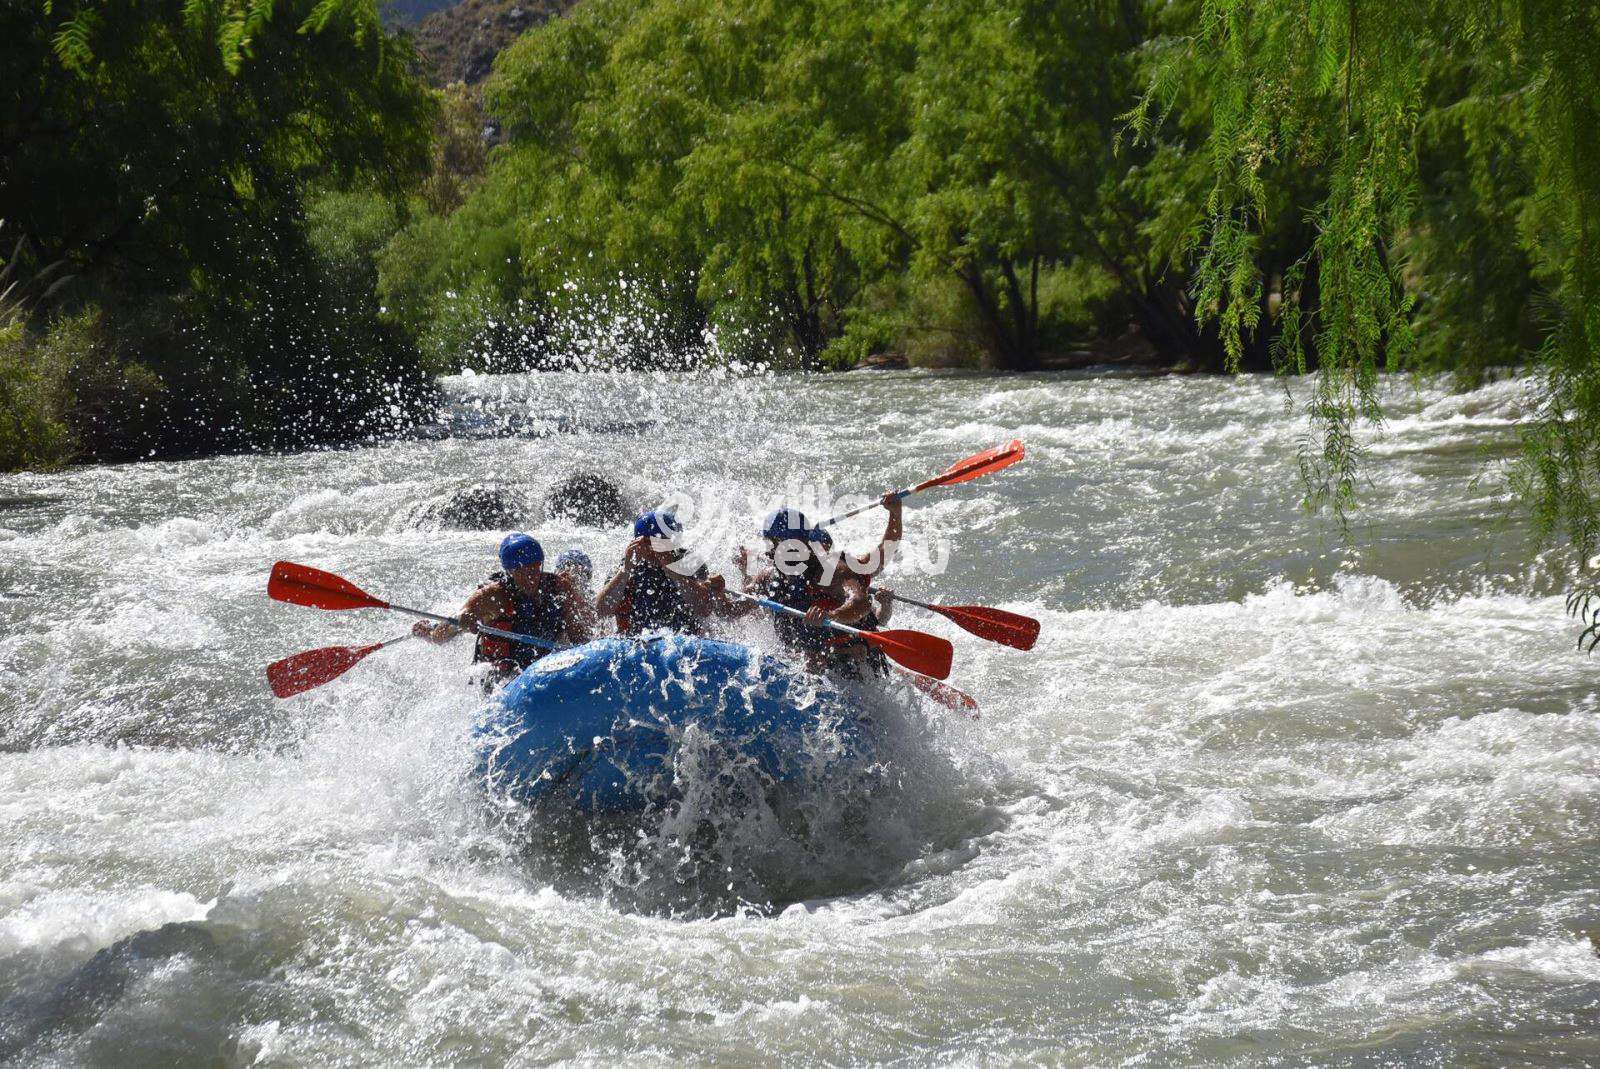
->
xmin=962 ymin=263 xmax=1040 ymax=371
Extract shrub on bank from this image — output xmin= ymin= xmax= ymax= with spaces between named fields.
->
xmin=0 ymin=320 xmax=72 ymax=470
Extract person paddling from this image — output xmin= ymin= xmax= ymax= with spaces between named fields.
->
xmin=411 ymin=533 xmax=593 ymax=682
xmin=554 ymin=548 xmax=594 ymax=606
xmin=735 ymin=508 xmax=887 ymax=679
xmin=596 ymin=509 xmax=724 ymax=635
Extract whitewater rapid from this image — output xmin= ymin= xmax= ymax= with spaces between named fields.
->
xmin=2 ymin=369 xmax=1596 ymax=1064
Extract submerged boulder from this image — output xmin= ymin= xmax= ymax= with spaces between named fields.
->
xmin=416 ymin=484 xmax=530 ymax=530
xmin=544 ymin=470 xmax=631 ymax=527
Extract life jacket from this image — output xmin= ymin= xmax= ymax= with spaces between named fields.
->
xmin=472 ymin=570 xmax=567 ymax=676
xmin=760 ymin=563 xmax=885 ymax=675
xmin=616 ymin=559 xmax=702 ymax=635
xmin=762 ymin=567 xmax=831 ymax=656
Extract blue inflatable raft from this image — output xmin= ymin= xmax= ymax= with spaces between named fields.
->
xmin=474 ymin=635 xmax=874 ymax=814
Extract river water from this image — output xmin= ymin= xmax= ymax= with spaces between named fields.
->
xmin=1 ymin=368 xmax=1596 ymax=1065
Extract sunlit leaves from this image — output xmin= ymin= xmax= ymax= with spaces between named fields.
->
xmin=43 ymin=0 xmax=382 ymax=76
xmin=49 ymin=9 xmax=96 ymax=70
xmin=451 ymin=0 xmax=1149 ymax=369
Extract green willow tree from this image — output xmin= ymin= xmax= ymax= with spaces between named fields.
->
xmin=396 ymin=0 xmax=1179 ymax=371
xmin=1131 ymin=0 xmax=1600 ymax=545
xmin=670 ymin=0 xmax=1156 ymax=369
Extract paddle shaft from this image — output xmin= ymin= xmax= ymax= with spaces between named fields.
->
xmin=816 ymin=439 xmax=1024 ymax=528
xmin=384 ymin=602 xmax=557 ymax=649
xmin=821 ymin=488 xmax=909 ymax=527
xmin=269 ymin=561 xmax=558 ymax=650
xmin=728 ymin=589 xmax=876 ymax=641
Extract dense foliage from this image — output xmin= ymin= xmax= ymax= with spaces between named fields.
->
xmin=0 ymin=0 xmax=437 ymax=465
xmin=381 ymin=0 xmax=1243 ymax=373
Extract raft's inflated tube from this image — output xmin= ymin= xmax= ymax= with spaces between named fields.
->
xmin=474 ymin=635 xmax=873 ymax=814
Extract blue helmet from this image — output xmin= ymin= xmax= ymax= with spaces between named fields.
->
xmin=808 ymin=525 xmax=833 ymax=550
xmin=554 ymin=547 xmax=592 ymax=577
xmin=633 ymin=508 xmax=683 ymax=540
xmin=498 ymin=532 xmax=544 ymax=571
xmin=762 ymin=507 xmax=810 ymax=541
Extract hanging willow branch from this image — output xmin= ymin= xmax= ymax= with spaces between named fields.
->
xmin=43 ymin=0 xmax=383 ymax=76
xmin=1129 ymin=0 xmax=1600 ymax=574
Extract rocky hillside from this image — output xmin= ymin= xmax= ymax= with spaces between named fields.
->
xmin=410 ymin=0 xmax=576 ymax=86
xmin=380 ymin=0 xmax=457 ymax=26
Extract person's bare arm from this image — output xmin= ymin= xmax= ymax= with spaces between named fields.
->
xmin=700 ymin=573 xmax=745 ymax=618
xmin=724 ymin=559 xmax=770 ymax=617
xmin=855 ymin=493 xmax=903 ymax=579
xmin=595 ymin=570 xmax=628 ymax=619
xmin=873 ymin=585 xmax=894 ymax=625
xmin=596 ymin=541 xmax=646 ymax=619
xmin=412 ymin=584 xmax=512 ymax=643
xmin=804 ymin=576 xmax=871 ymax=627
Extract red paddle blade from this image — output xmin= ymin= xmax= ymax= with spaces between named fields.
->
xmin=914 ymin=439 xmax=1025 ymax=493
xmin=268 ymin=561 xmax=389 ymax=612
xmin=267 ymin=641 xmax=388 ymax=698
xmin=865 ymin=628 xmax=954 ymax=680
xmin=898 ymin=668 xmax=980 ymax=718
xmin=934 ymin=604 xmax=1040 ymax=650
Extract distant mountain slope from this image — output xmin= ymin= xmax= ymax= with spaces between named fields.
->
xmin=379 ymin=0 xmax=456 ymax=27
xmin=410 ymin=0 xmax=576 ymax=86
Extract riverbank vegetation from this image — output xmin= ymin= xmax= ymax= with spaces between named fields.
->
xmin=3 ymin=0 xmax=1599 ymax=581
xmin=1 ymin=0 xmax=438 ymax=468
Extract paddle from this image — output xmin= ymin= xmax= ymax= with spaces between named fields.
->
xmin=266 ymin=635 xmax=410 ymax=698
xmin=268 ymin=560 xmax=558 ymax=650
xmin=884 ymin=592 xmax=1040 ymax=651
xmin=818 ymin=439 xmax=1025 ymax=527
xmin=894 ymin=665 xmax=980 ymax=718
xmin=729 ymin=589 xmax=954 ymax=680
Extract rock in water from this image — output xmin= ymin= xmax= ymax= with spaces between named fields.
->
xmin=417 ymin=484 xmax=529 ymax=530
xmin=544 ymin=470 xmax=630 ymax=527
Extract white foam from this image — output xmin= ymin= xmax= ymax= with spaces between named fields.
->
xmin=0 ymin=887 xmax=212 ymax=960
